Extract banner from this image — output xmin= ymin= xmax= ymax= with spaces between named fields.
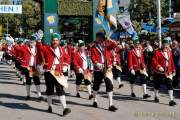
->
xmin=95 ymin=0 xmax=119 ymax=37
xmin=117 ymin=14 xmax=137 ymax=37
xmin=0 ymin=5 xmax=22 ymax=14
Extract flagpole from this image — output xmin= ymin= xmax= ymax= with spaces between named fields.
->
xmin=157 ymin=0 xmax=162 ymax=48
xmin=169 ymin=0 xmax=172 ymax=18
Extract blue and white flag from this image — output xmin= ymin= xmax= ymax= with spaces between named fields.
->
xmin=117 ymin=14 xmax=137 ymax=38
xmin=95 ymin=0 xmax=119 ymax=37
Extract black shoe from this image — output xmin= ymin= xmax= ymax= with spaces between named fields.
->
xmin=118 ymin=84 xmax=124 ymax=89
xmin=108 ymin=105 xmax=118 ymax=112
xmin=169 ymin=100 xmax=177 ymax=106
xmin=48 ymin=106 xmax=52 ymax=113
xmin=143 ymin=94 xmax=151 ymax=99
xmin=38 ymin=96 xmax=42 ymax=101
xmin=63 ymin=108 xmax=71 ymax=116
xmin=154 ymin=97 xmax=159 ymax=103
xmin=131 ymin=93 xmax=136 ymax=97
xmin=22 ymin=82 xmax=25 ymax=85
xmin=76 ymin=93 xmax=80 ymax=98
xmin=89 ymin=95 xmax=93 ymax=100
xmin=25 ymin=96 xmax=31 ymax=100
xmin=93 ymin=102 xmax=98 ymax=108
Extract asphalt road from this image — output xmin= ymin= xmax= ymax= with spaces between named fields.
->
xmin=0 ymin=64 xmax=180 ymax=120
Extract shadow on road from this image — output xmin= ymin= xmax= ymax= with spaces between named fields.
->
xmin=101 ymin=93 xmax=169 ymax=106
xmin=0 ymin=70 xmax=16 ymax=74
xmin=0 ymin=81 xmax=22 ymax=85
xmin=0 ymin=93 xmax=63 ymax=117
xmin=67 ymin=100 xmax=108 ymax=111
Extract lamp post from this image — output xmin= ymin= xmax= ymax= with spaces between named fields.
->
xmin=169 ymin=0 xmax=172 ymax=18
xmin=157 ymin=0 xmax=162 ymax=48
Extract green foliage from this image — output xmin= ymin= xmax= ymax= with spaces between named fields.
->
xmin=0 ymin=0 xmax=11 ymax=4
xmin=0 ymin=0 xmax=41 ymax=37
xmin=58 ymin=0 xmax=93 ymax=16
xmin=132 ymin=20 xmax=142 ymax=33
xmin=129 ymin=0 xmax=168 ymax=21
xmin=139 ymin=32 xmax=158 ymax=42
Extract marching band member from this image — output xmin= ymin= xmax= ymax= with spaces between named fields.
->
xmin=152 ymin=38 xmax=177 ymax=106
xmin=91 ymin=32 xmax=118 ymax=112
xmin=12 ymin=38 xmax=26 ymax=84
xmin=60 ymin=40 xmax=71 ymax=81
xmin=20 ymin=35 xmax=42 ymax=100
xmin=127 ymin=37 xmax=151 ymax=99
xmin=41 ymin=33 xmax=71 ymax=116
xmin=73 ymin=40 xmax=93 ymax=99
xmin=112 ymin=44 xmax=124 ymax=88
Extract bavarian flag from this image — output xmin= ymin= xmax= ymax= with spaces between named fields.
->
xmin=95 ymin=0 xmax=119 ymax=37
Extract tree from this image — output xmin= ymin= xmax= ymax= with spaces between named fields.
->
xmin=21 ymin=0 xmax=41 ymax=37
xmin=0 ymin=0 xmax=41 ymax=38
xmin=0 ymin=0 xmax=12 ymax=4
xmin=129 ymin=0 xmax=169 ymax=22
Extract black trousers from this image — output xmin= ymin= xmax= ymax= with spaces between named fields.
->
xmin=153 ymin=73 xmax=173 ymax=90
xmin=14 ymin=60 xmax=21 ymax=71
xmin=21 ymin=67 xmax=40 ymax=85
xmin=93 ymin=71 xmax=113 ymax=92
xmin=76 ymin=73 xmax=91 ymax=86
xmin=63 ymin=71 xmax=68 ymax=76
xmin=44 ymin=72 xmax=65 ymax=96
xmin=129 ymin=71 xmax=147 ymax=84
xmin=112 ymin=66 xmax=121 ymax=79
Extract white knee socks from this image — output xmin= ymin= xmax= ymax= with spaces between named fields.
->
xmin=60 ymin=95 xmax=67 ymax=110
xmin=93 ymin=91 xmax=98 ymax=102
xmin=87 ymin=85 xmax=92 ymax=95
xmin=117 ymin=77 xmax=122 ymax=85
xmin=22 ymin=75 xmax=26 ymax=83
xmin=36 ymin=85 xmax=41 ymax=97
xmin=154 ymin=89 xmax=159 ymax=98
xmin=108 ymin=91 xmax=113 ymax=106
xmin=76 ymin=85 xmax=80 ymax=94
xmin=168 ymin=90 xmax=174 ymax=101
xmin=130 ymin=84 xmax=134 ymax=93
xmin=47 ymin=95 xmax=52 ymax=107
xmin=142 ymin=84 xmax=147 ymax=95
xmin=26 ymin=85 xmax=31 ymax=97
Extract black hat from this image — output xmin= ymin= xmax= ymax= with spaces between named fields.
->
xmin=96 ymin=32 xmax=105 ymax=40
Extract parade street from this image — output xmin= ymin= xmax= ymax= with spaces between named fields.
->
xmin=0 ymin=64 xmax=179 ymax=120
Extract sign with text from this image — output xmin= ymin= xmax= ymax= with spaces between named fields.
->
xmin=0 ymin=5 xmax=22 ymax=14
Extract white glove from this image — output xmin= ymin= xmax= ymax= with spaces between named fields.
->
xmin=172 ymin=72 xmax=176 ymax=77
xmin=113 ymin=61 xmax=117 ymax=66
xmin=63 ymin=66 xmax=68 ymax=72
xmin=131 ymin=69 xmax=135 ymax=75
xmin=97 ymin=63 xmax=104 ymax=70
xmin=159 ymin=67 xmax=164 ymax=72
xmin=79 ymin=68 xmax=84 ymax=73
xmin=36 ymin=64 xmax=44 ymax=74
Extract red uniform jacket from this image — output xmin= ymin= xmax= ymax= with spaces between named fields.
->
xmin=91 ymin=40 xmax=117 ymax=71
xmin=19 ymin=45 xmax=38 ymax=68
xmin=112 ymin=46 xmax=121 ymax=65
xmin=12 ymin=44 xmax=24 ymax=63
xmin=73 ymin=50 xmax=89 ymax=73
xmin=152 ymin=48 xmax=175 ymax=76
xmin=36 ymin=42 xmax=46 ymax=64
xmin=67 ymin=44 xmax=74 ymax=59
xmin=128 ymin=47 xmax=146 ymax=71
xmin=41 ymin=45 xmax=70 ymax=73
